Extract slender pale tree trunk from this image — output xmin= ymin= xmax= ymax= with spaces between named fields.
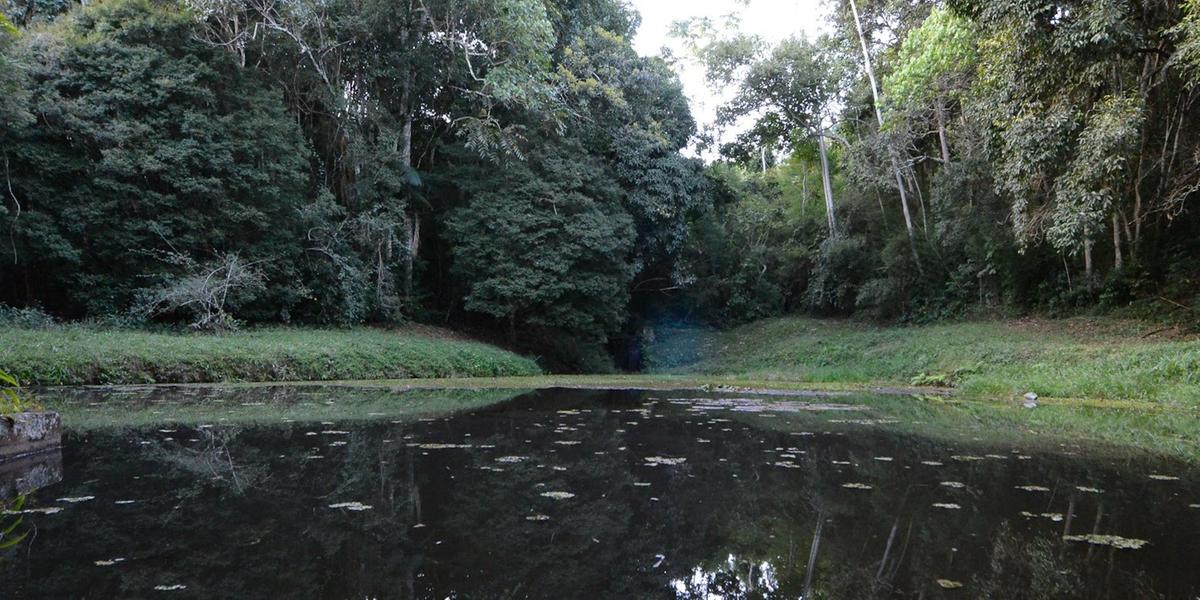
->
xmin=399 ymin=9 xmax=418 ymax=303
xmin=1083 ymin=227 xmax=1094 ymax=283
xmin=818 ymin=130 xmax=838 ymax=236
xmin=849 ymin=0 xmax=915 ymax=239
xmin=935 ymin=98 xmax=951 ymax=164
xmin=800 ymin=163 xmax=809 ymax=218
xmin=1111 ymin=213 xmax=1123 ymax=271
xmin=1132 ymin=161 xmax=1144 ymax=258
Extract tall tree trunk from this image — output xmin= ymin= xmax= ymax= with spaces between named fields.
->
xmin=1083 ymin=229 xmax=1094 ymax=284
xmin=818 ymin=130 xmax=838 ymax=237
xmin=399 ymin=11 xmax=417 ymax=303
xmin=1111 ymin=213 xmax=1123 ymax=271
xmin=849 ymin=0 xmax=915 ymax=239
xmin=400 ymin=111 xmax=417 ymax=302
xmin=1132 ymin=162 xmax=1143 ymax=258
xmin=935 ymin=98 xmax=951 ymax=164
xmin=800 ymin=163 xmax=808 ymax=218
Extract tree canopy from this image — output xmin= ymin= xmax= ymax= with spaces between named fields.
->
xmin=2 ymin=0 xmax=1200 ymax=368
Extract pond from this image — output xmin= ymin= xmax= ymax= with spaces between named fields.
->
xmin=1 ymin=386 xmax=1198 ymax=598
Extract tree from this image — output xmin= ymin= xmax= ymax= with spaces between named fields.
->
xmin=445 ymin=140 xmax=635 ymax=343
xmin=679 ymin=24 xmax=843 ymax=237
xmin=0 ymin=13 xmax=30 ymax=143
xmin=189 ymin=0 xmax=560 ymax=318
xmin=963 ymin=0 xmax=1183 ymax=282
xmin=847 ymin=0 xmax=916 ymax=239
xmin=883 ymin=7 xmax=978 ymax=166
xmin=1 ymin=0 xmax=313 ymax=318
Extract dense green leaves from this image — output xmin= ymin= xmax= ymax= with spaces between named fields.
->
xmin=447 ymin=141 xmax=635 ymax=342
xmin=0 ymin=0 xmax=705 ymax=354
xmin=669 ymin=0 xmax=1200 ymax=326
xmin=4 ymin=0 xmax=1200 ymax=364
xmin=2 ymin=0 xmax=313 ymax=317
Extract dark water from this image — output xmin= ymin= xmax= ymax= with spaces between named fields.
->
xmin=2 ymin=387 xmax=1199 ymax=599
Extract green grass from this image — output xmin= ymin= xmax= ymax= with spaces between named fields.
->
xmin=646 ymin=316 xmax=1200 ymax=407
xmin=5 ymin=316 xmax=1199 ymax=461
xmin=0 ymin=325 xmax=540 ymax=386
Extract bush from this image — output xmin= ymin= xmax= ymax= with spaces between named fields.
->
xmin=805 ymin=235 xmax=875 ymax=314
xmin=0 ymin=304 xmax=57 ymax=329
xmin=137 ymin=253 xmax=266 ymax=332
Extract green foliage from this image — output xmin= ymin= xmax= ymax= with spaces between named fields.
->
xmin=0 ymin=0 xmax=709 ymax=366
xmin=446 ymin=140 xmax=636 ymax=342
xmin=0 ymin=303 xmax=56 ymax=329
xmin=4 ymin=0 xmax=1200 ymax=367
xmin=0 ymin=12 xmax=31 ymax=140
xmin=3 ymin=0 xmax=314 ymax=319
xmin=805 ymin=235 xmax=875 ymax=314
xmin=0 ymin=368 xmax=39 ymax=413
xmin=1049 ymin=93 xmax=1144 ymax=251
xmin=666 ymin=0 xmax=1200 ymax=330
xmin=677 ymin=165 xmax=821 ymax=324
xmin=883 ymin=7 xmax=977 ymax=109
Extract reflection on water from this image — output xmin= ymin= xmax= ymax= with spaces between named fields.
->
xmin=1 ymin=387 xmax=1198 ymax=599
xmin=1 ymin=447 xmax=62 ymax=498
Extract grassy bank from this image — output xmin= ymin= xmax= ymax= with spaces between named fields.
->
xmin=0 ymin=325 xmax=540 ymax=386
xmin=646 ymin=317 xmax=1200 ymax=406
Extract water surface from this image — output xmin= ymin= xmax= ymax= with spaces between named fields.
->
xmin=2 ymin=386 xmax=1198 ymax=598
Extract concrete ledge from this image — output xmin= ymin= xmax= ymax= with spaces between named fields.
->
xmin=0 ymin=412 xmax=63 ymax=462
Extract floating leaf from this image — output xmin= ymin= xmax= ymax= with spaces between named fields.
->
xmin=644 ymin=456 xmax=686 ymax=466
xmin=328 ymin=502 xmax=372 ymax=511
xmin=4 ymin=507 xmax=63 ymax=515
xmin=936 ymin=579 xmax=964 ymax=589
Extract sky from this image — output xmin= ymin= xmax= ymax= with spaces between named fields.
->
xmin=627 ymin=0 xmax=832 ymax=153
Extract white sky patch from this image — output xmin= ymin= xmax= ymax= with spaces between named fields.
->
xmin=629 ymin=0 xmax=832 ymax=158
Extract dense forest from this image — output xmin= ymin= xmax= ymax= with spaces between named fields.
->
xmin=1 ymin=0 xmax=1199 ymax=368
